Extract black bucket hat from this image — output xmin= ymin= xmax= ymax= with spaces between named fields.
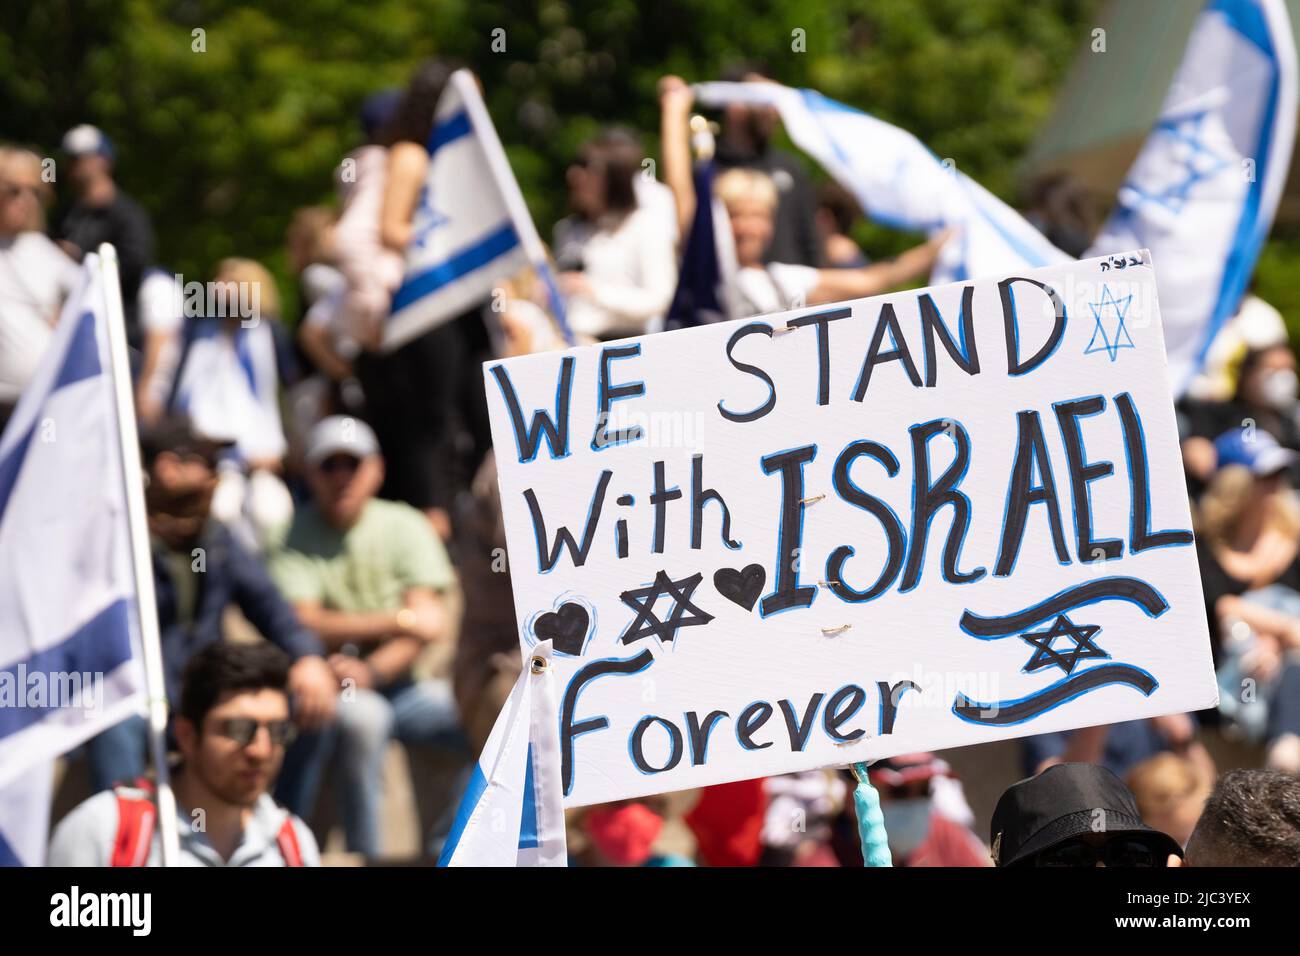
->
xmin=990 ymin=763 xmax=1183 ymax=867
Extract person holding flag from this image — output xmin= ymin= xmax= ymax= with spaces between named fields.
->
xmin=658 ymin=76 xmax=951 ymax=326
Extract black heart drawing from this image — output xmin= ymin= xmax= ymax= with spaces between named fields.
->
xmin=713 ymin=564 xmax=766 ymax=612
xmin=534 ymin=601 xmax=591 ymax=656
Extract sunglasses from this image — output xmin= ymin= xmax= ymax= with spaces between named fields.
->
xmin=1034 ymin=836 xmax=1161 ymax=868
xmin=210 ymin=717 xmax=296 ymax=748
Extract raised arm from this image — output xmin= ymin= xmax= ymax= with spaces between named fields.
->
xmin=658 ymin=75 xmax=697 ymax=243
xmin=807 ymin=228 xmax=954 ymax=305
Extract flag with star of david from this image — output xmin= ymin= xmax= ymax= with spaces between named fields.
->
xmin=1087 ymin=0 xmax=1297 ymax=393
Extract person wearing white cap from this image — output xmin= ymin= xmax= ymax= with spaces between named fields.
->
xmin=56 ymin=123 xmax=155 ymax=324
xmin=269 ymin=416 xmax=466 ymax=857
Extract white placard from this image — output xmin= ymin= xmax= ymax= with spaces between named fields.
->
xmin=485 ymin=250 xmax=1217 ymax=807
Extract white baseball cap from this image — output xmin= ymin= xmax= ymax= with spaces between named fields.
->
xmin=305 ymin=416 xmax=379 ymax=467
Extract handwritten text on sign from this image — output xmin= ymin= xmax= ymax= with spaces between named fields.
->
xmin=486 ymin=251 xmax=1217 ymax=807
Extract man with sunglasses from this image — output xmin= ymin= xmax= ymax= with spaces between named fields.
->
xmin=49 ymin=641 xmax=320 ymax=866
xmin=990 ymin=763 xmax=1184 ymax=868
xmin=269 ymin=415 xmax=466 ymax=858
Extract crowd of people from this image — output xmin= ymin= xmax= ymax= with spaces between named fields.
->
xmin=3 ymin=55 xmax=1300 ymax=867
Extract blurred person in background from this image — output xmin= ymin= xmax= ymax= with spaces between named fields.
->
xmin=1022 ymin=171 xmax=1097 ymax=259
xmin=134 ymin=266 xmax=184 ymax=427
xmin=85 ymin=418 xmax=336 ymax=795
xmin=711 ymin=63 xmax=821 ymax=267
xmin=816 ymin=180 xmax=870 ymax=268
xmin=659 ymin=75 xmax=949 ymax=319
xmin=55 ymin=124 xmax=155 ymax=326
xmin=552 ymin=128 xmax=677 ymax=339
xmin=1126 ymin=751 xmax=1213 ymax=850
xmin=570 ymin=798 xmax=694 ymax=867
xmin=1196 ymin=430 xmax=1300 ymax=746
xmin=1181 ymin=343 xmax=1300 ymax=488
xmin=166 ymin=257 xmax=299 ymax=552
xmin=50 ymin=642 xmax=321 ymax=867
xmin=361 ymin=59 xmax=490 ymax=540
xmin=1022 ymin=713 xmax=1215 ymax=784
xmin=1179 ymin=769 xmax=1300 ymax=866
xmin=269 ymin=415 xmax=467 ymax=857
xmin=0 ymin=145 xmax=79 ymax=433
xmin=831 ymin=754 xmax=989 ymax=867
xmin=760 ymin=770 xmax=846 ymax=866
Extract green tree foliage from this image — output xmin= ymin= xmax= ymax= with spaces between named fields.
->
xmin=2 ymin=0 xmax=1110 ymax=306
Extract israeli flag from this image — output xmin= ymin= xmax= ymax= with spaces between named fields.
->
xmin=385 ymin=69 xmax=569 ymax=351
xmin=693 ymin=81 xmax=1071 ymax=283
xmin=438 ymin=641 xmax=566 ymax=867
xmin=0 ymin=254 xmax=149 ymax=864
xmin=1086 ymin=0 xmax=1297 ymax=393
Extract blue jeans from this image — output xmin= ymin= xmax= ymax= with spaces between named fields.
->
xmin=275 ymin=677 xmax=469 ymax=857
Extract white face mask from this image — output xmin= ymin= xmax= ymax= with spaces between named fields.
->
xmin=1259 ymin=368 xmax=1299 ymax=410
xmin=881 ymin=797 xmax=933 ymax=860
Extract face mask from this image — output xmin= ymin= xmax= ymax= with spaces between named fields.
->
xmin=881 ymin=797 xmax=933 ymax=860
xmin=1259 ymin=368 xmax=1298 ymax=410
xmin=585 ymin=802 xmax=663 ymax=866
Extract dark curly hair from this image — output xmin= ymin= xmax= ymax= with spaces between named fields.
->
xmin=1188 ymin=769 xmax=1300 ymax=866
xmin=179 ymin=641 xmax=292 ymax=728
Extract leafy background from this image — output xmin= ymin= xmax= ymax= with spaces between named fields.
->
xmin=6 ymin=0 xmax=1296 ymax=335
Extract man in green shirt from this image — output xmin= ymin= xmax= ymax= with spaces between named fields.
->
xmin=270 ymin=415 xmax=466 ymax=857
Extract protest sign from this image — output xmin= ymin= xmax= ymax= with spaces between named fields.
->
xmin=485 ymin=250 xmax=1218 ymax=808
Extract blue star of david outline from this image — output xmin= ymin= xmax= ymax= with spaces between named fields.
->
xmin=409 ymin=185 xmax=451 ymax=250
xmin=1084 ymin=284 xmax=1135 ymax=361
xmin=1112 ymin=109 xmax=1232 ymax=224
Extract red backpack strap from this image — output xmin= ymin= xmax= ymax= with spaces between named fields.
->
xmin=276 ymin=816 xmax=304 ymax=867
xmin=110 ymin=778 xmax=158 ymax=868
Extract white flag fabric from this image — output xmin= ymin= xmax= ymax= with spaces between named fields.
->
xmin=0 ymin=256 xmax=148 ymax=863
xmin=692 ymin=81 xmax=1071 ymax=283
xmin=384 ymin=69 xmax=540 ymax=352
xmin=1086 ymin=0 xmax=1297 ymax=393
xmin=438 ymin=641 xmax=566 ymax=867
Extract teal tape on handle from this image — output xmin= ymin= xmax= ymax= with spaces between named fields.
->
xmin=851 ymin=761 xmax=892 ymax=867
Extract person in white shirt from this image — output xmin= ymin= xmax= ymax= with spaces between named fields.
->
xmin=657 ymin=77 xmax=950 ymax=320
xmin=0 ymin=146 xmax=79 ymax=429
xmin=553 ymin=129 xmax=678 ymax=340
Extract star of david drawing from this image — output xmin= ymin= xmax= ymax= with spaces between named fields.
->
xmin=1113 ymin=109 xmax=1231 ymax=222
xmin=619 ymin=570 xmax=714 ymax=648
xmin=1019 ymin=614 xmax=1110 ymax=675
xmin=1084 ymin=284 xmax=1135 ymax=361
xmin=409 ymin=186 xmax=450 ymax=250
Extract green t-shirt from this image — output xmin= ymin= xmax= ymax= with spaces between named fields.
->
xmin=270 ymin=498 xmax=455 ymax=612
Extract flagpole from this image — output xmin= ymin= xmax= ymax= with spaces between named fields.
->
xmin=454 ymin=70 xmax=576 ymax=345
xmin=98 ymin=243 xmax=181 ymax=867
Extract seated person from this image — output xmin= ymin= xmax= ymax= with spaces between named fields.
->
xmin=85 ymin=419 xmax=336 ymax=795
xmin=1126 ymin=752 xmax=1212 ymax=850
xmin=49 ymin=641 xmax=320 ymax=866
xmin=270 ymin=416 xmax=466 ymax=858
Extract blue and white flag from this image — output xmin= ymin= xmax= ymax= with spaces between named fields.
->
xmin=0 ymin=254 xmax=149 ymax=864
xmin=385 ymin=69 xmax=569 ymax=351
xmin=1086 ymin=0 xmax=1297 ymax=393
xmin=438 ymin=641 xmax=566 ymax=867
xmin=693 ymin=81 xmax=1071 ymax=284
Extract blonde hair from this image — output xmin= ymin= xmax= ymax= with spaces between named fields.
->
xmin=1128 ymin=752 xmax=1210 ymax=822
xmin=714 ymin=167 xmax=778 ymax=212
xmin=0 ymin=146 xmax=53 ymax=231
xmin=1196 ymin=464 xmax=1300 ymax=548
xmin=213 ymin=257 xmax=281 ymax=321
